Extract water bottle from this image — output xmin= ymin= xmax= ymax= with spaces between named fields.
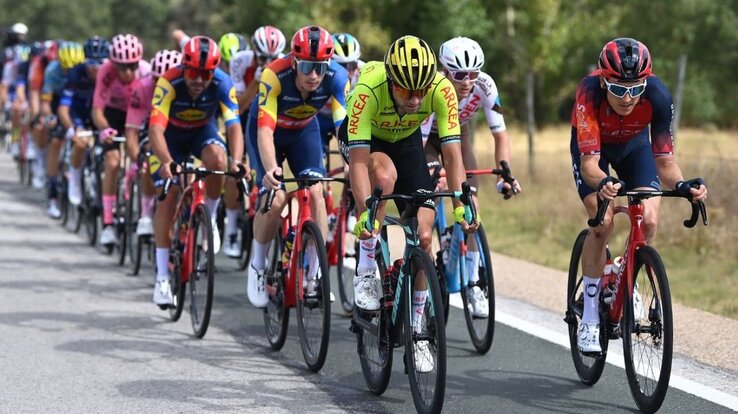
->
xmin=602 ymin=256 xmax=622 ymax=305
xmin=445 ymin=224 xmax=463 ymax=293
xmin=326 ymin=213 xmax=336 ymax=244
xmin=346 ymin=213 xmax=357 ymax=234
xmin=383 ymin=259 xmax=403 ymax=309
xmin=282 ymin=226 xmax=295 ymax=268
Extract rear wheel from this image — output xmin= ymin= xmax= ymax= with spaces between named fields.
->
xmin=82 ymin=163 xmax=98 ymax=247
xmin=565 ymin=229 xmax=608 ymax=385
xmin=336 ymin=193 xmax=357 ymax=313
xmin=263 ymin=232 xmax=289 ymax=350
xmin=115 ymin=173 xmax=128 ymax=266
xmin=189 ymin=204 xmax=215 ymax=339
xmin=127 ymin=178 xmax=143 ymax=275
xmin=236 ymin=209 xmax=252 ymax=271
xmin=622 ymin=246 xmax=673 ymax=414
xmin=59 ymin=166 xmax=70 ymax=227
xmin=460 ymin=224 xmax=495 ymax=354
xmin=296 ymin=221 xmax=331 ymax=372
xmin=406 ymin=250 xmax=446 ymax=414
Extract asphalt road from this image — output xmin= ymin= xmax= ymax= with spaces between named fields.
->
xmin=1 ymin=153 xmax=735 ymax=414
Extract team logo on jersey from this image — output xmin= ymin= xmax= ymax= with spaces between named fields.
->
xmin=228 ymin=87 xmax=237 ymax=104
xmin=284 ymin=105 xmax=317 ymax=119
xmin=258 ymin=83 xmax=271 ymax=106
xmin=177 ymin=109 xmax=207 ymax=122
xmin=152 ymin=85 xmax=168 ymax=107
xmin=441 ymin=86 xmax=459 ymax=130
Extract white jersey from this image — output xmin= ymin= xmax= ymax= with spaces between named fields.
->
xmin=421 ymin=71 xmax=506 ymax=137
xmin=229 ymin=49 xmax=286 ymax=95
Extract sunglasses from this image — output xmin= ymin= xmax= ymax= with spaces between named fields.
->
xmin=339 ymin=61 xmax=358 ymax=72
xmin=86 ymin=58 xmax=104 ymax=67
xmin=295 ymin=59 xmax=329 ymax=75
xmin=256 ymin=54 xmax=276 ymax=64
xmin=184 ymin=67 xmax=215 ymax=81
xmin=449 ymin=70 xmax=480 ymax=82
xmin=115 ymin=62 xmax=138 ymax=72
xmin=603 ymin=78 xmax=647 ymax=99
xmin=391 ymin=82 xmax=431 ymax=100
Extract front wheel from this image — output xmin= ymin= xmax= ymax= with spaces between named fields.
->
xmin=622 ymin=246 xmax=673 ymax=413
xmin=264 ymin=231 xmax=289 ymax=350
xmin=296 ymin=221 xmax=331 ymax=372
xmin=336 ymin=194 xmax=357 ymax=314
xmin=189 ymin=204 xmax=215 ymax=339
xmin=460 ymin=224 xmax=495 ymax=354
xmin=406 ymin=250 xmax=446 ymax=414
xmin=565 ymin=229 xmax=608 ymax=385
xmin=127 ymin=177 xmax=142 ymax=275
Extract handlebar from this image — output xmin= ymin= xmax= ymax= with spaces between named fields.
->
xmin=260 ymin=173 xmax=348 ymax=213
xmin=587 ymin=184 xmax=708 ymax=228
xmin=157 ymin=162 xmax=247 ymax=201
xmin=76 ymin=130 xmax=126 ymax=143
xmin=429 ymin=159 xmax=518 ymax=199
xmin=364 ymin=181 xmax=478 ymax=233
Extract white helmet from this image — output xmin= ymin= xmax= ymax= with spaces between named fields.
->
xmin=10 ymin=23 xmax=29 ymax=35
xmin=438 ymin=37 xmax=484 ymax=72
xmin=252 ymin=25 xmax=286 ymax=58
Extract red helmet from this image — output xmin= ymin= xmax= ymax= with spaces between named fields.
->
xmin=290 ymin=26 xmax=333 ymax=61
xmin=182 ymin=36 xmax=221 ymax=70
xmin=598 ymin=38 xmax=652 ymax=81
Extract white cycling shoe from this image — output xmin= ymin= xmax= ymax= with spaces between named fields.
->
xmin=100 ymin=225 xmax=117 ymax=246
xmin=153 ymin=279 xmax=174 ymax=307
xmin=136 ymin=216 xmax=153 ymax=236
xmin=247 ymin=265 xmax=269 ymax=308
xmin=47 ymin=200 xmax=62 ymax=220
xmin=577 ymin=321 xmax=602 ymax=353
xmin=353 ymin=267 xmax=380 ymax=311
xmin=413 ymin=340 xmax=434 ymax=373
xmin=466 ymin=286 xmax=489 ymax=318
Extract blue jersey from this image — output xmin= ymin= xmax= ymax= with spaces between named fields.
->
xmin=60 ymin=63 xmax=96 ymax=126
xmin=42 ymin=61 xmax=67 ymax=98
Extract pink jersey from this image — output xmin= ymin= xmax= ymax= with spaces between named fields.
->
xmin=93 ymin=60 xmax=151 ymax=111
xmin=125 ymin=74 xmax=156 ymax=129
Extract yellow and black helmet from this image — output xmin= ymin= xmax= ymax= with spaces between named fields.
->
xmin=384 ymin=35 xmax=437 ymax=90
xmin=58 ymin=41 xmax=85 ymax=70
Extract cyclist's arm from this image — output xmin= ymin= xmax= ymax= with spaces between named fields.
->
xmin=346 ymin=83 xmax=377 ymax=212
xmin=149 ymin=76 xmax=176 ymax=165
xmin=655 ymin=155 xmax=685 ymax=191
xmin=239 ymin=80 xmax=259 ymax=114
xmin=57 ymin=86 xmax=74 ymax=130
xmin=433 ymin=78 xmax=464 ymax=208
xmin=219 ymin=79 xmax=244 ymax=164
xmin=255 ymin=68 xmax=281 ymax=173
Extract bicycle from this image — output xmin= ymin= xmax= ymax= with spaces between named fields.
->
xmin=125 ymin=135 xmax=155 ymax=276
xmin=261 ymin=175 xmax=339 ymax=372
xmin=564 ymin=183 xmax=708 ymax=413
xmin=430 ymin=160 xmax=517 ymax=354
xmin=323 ymin=149 xmax=357 ymax=314
xmin=349 ymin=183 xmax=477 ymax=414
xmin=159 ymin=162 xmax=246 ymax=338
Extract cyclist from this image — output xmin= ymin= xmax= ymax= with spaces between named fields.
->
xmin=124 ymin=49 xmax=182 ymax=237
xmin=3 ymin=42 xmax=31 ymax=161
xmin=571 ymin=38 xmax=707 ymax=353
xmin=245 ymin=26 xmax=348 ymax=308
xmin=421 ymin=36 xmax=522 ymax=318
xmin=149 ymin=35 xmax=243 ymax=306
xmin=92 ymin=33 xmax=150 ymax=248
xmin=38 ymin=40 xmax=85 ymax=218
xmin=1 ymin=22 xmax=28 ymax=117
xmin=317 ymin=32 xmax=363 ymax=149
xmin=61 ymin=39 xmax=108 ymax=207
xmin=218 ymin=32 xmax=248 ymax=72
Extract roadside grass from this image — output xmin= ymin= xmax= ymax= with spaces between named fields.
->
xmin=472 ymin=124 xmax=738 ymax=319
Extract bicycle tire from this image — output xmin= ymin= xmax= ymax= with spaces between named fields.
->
xmin=406 ymin=249 xmax=447 ymax=414
xmin=59 ymin=168 xmax=70 ymax=227
xmin=430 ymin=223 xmax=450 ymax=324
xmin=82 ymin=164 xmax=98 ymax=247
xmin=296 ymin=220 xmax=331 ymax=372
xmin=622 ymin=246 xmax=673 ymax=413
xmin=336 ymin=193 xmax=356 ymax=314
xmin=565 ymin=229 xmax=608 ymax=385
xmin=115 ymin=173 xmax=127 ymax=266
xmin=460 ymin=224 xmax=495 ymax=354
xmin=168 ymin=213 xmax=187 ymax=322
xmin=264 ymin=231 xmax=289 ymax=350
xmin=356 ymin=242 xmax=393 ymax=395
xmin=127 ymin=178 xmax=143 ymax=275
xmin=189 ymin=204 xmax=215 ymax=339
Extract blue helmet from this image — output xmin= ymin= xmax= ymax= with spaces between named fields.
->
xmin=84 ymin=36 xmax=109 ymax=61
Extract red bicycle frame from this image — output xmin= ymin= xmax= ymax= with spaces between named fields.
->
xmin=325 ymin=164 xmax=348 ymax=266
xmin=172 ymin=178 xmax=208 ymax=284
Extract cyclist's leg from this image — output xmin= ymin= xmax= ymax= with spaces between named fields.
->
xmin=45 ymin=124 xmax=65 ymax=217
xmin=192 ymin=121 xmax=227 ymax=223
xmin=612 ymin=130 xmax=662 ymax=244
xmin=100 ymin=107 xmax=127 ymax=242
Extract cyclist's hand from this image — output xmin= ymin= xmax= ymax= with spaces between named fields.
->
xmin=229 ymin=160 xmax=243 ymax=175
xmin=597 ymin=176 xmax=621 ymax=201
xmin=454 ymin=206 xmax=479 ymax=233
xmin=354 ymin=210 xmax=379 ymax=240
xmin=677 ymin=178 xmax=707 ymax=202
xmin=160 ymin=161 xmax=174 ymax=181
xmin=65 ymin=127 xmax=76 ymax=141
xmin=45 ymin=114 xmax=57 ymax=128
xmin=497 ymin=178 xmax=522 ymax=199
xmin=263 ymin=166 xmax=282 ymax=190
xmin=99 ymin=127 xmax=118 ymax=144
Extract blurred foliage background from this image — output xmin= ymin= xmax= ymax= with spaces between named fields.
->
xmin=4 ymin=0 xmax=738 ymax=128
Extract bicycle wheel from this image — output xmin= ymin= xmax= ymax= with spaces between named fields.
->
xmin=565 ymin=229 xmax=608 ymax=385
xmin=622 ymin=246 xmax=673 ymax=413
xmin=296 ymin=221 xmax=331 ymax=372
xmin=168 ymin=210 xmax=188 ymax=321
xmin=406 ymin=249 xmax=446 ymax=414
xmin=115 ymin=175 xmax=128 ymax=266
xmin=236 ymin=210 xmax=252 ymax=271
xmin=336 ymin=193 xmax=357 ymax=313
xmin=127 ymin=178 xmax=143 ymax=275
xmin=355 ymin=242 xmax=393 ymax=395
xmin=59 ymin=167 xmax=70 ymax=227
xmin=82 ymin=162 xmax=98 ymax=247
xmin=188 ymin=204 xmax=215 ymax=338
xmin=264 ymin=232 xmax=289 ymax=350
xmin=460 ymin=224 xmax=495 ymax=354
xmin=430 ymin=223 xmax=450 ymax=324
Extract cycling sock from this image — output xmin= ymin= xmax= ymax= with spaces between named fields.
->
xmin=250 ymin=240 xmax=269 ymax=270
xmin=582 ymin=276 xmax=600 ymax=323
xmin=465 ymin=250 xmax=480 ymax=283
xmin=156 ymin=248 xmax=170 ymax=280
xmin=225 ymin=208 xmax=239 ymax=236
xmin=102 ymin=194 xmax=116 ymax=225
xmin=358 ymin=237 xmax=378 ymax=269
xmin=11 ymin=127 xmax=19 ymax=143
xmin=141 ymin=195 xmax=155 ymax=218
xmin=412 ymin=290 xmax=428 ymax=333
xmin=47 ymin=175 xmax=59 ymax=199
xmin=205 ymin=196 xmax=220 ymax=223
xmin=305 ymin=243 xmax=319 ymax=280
xmin=69 ymin=166 xmax=81 ymax=182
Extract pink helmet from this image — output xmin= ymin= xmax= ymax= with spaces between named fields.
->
xmin=253 ymin=25 xmax=286 ymax=58
xmin=150 ymin=49 xmax=182 ymax=77
xmin=110 ymin=34 xmax=143 ymax=64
